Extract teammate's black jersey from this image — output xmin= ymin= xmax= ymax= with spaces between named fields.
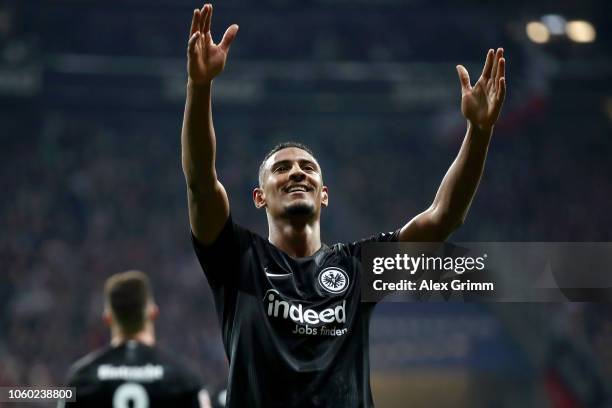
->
xmin=63 ymin=341 xmax=202 ymax=408
xmin=192 ymin=216 xmax=399 ymax=408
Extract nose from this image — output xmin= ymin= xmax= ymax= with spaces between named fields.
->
xmin=288 ymin=163 xmax=306 ymax=181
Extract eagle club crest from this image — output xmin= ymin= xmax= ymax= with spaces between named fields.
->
xmin=318 ymin=267 xmax=349 ymax=294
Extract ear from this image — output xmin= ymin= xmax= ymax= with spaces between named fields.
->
xmin=321 ymin=186 xmax=329 ymax=208
xmin=103 ymin=310 xmax=113 ymax=327
xmin=148 ymin=303 xmax=159 ymax=322
xmin=253 ymin=187 xmax=266 ymax=209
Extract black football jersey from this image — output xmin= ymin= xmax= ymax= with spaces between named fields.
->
xmin=192 ymin=216 xmax=398 ymax=408
xmin=62 ymin=340 xmax=202 ymax=408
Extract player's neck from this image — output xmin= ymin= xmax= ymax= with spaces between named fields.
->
xmin=111 ymin=325 xmax=156 ymax=347
xmin=268 ymin=218 xmax=321 ymax=258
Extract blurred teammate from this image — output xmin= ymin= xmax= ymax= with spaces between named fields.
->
xmin=181 ymin=4 xmax=506 ymax=407
xmin=61 ymin=270 xmax=207 ymax=408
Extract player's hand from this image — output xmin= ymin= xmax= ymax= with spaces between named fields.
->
xmin=187 ymin=4 xmax=239 ymax=85
xmin=456 ymin=48 xmax=506 ymax=132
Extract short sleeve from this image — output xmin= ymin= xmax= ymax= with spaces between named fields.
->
xmin=191 ymin=215 xmax=252 ymax=289
xmin=346 ymin=229 xmax=401 ymax=259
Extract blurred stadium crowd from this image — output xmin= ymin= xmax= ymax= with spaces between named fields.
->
xmin=1 ymin=0 xmax=611 ymax=406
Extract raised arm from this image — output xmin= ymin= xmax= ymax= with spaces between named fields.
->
xmin=181 ymin=3 xmax=238 ymax=244
xmin=399 ymin=48 xmax=506 ymax=242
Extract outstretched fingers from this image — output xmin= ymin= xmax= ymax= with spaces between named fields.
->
xmin=203 ymin=4 xmax=213 ymax=34
xmin=480 ymin=49 xmax=494 ymax=80
xmin=496 ymin=57 xmax=506 ymax=103
xmin=490 ymin=48 xmax=503 ymax=85
xmin=495 ymin=57 xmax=505 ymax=87
xmin=198 ymin=5 xmax=205 ymax=32
xmin=219 ymin=24 xmax=239 ymax=52
xmin=497 ymin=77 xmax=506 ymax=103
xmin=456 ymin=65 xmax=471 ymax=95
xmin=189 ymin=9 xmax=200 ymax=37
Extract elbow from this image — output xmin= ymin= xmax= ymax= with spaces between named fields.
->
xmin=450 ymin=218 xmax=465 ymax=236
xmin=448 ymin=214 xmax=465 ymax=231
xmin=186 ymin=180 xmax=214 ymax=198
xmin=439 ymin=218 xmax=463 ymax=241
xmin=430 ymin=207 xmax=465 ymax=238
xmin=186 ymin=175 xmax=221 ymax=201
xmin=183 ymin=171 xmax=200 ymax=193
xmin=183 ymin=165 xmax=217 ymax=195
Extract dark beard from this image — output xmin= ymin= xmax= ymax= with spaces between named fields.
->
xmin=284 ymin=202 xmax=315 ymax=217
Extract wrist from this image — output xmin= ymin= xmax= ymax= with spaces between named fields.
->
xmin=187 ymin=78 xmax=213 ymax=90
xmin=468 ymin=120 xmax=494 ymax=136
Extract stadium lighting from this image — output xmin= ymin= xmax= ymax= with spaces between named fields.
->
xmin=526 ymin=21 xmax=550 ymax=44
xmin=566 ymin=20 xmax=596 ymax=43
xmin=541 ymin=14 xmax=567 ymax=35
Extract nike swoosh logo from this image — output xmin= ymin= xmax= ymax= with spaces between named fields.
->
xmin=265 ymin=272 xmax=292 ymax=277
xmin=264 ymin=267 xmax=292 ymax=278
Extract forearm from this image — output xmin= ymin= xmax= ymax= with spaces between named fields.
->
xmin=400 ymin=49 xmax=505 ymax=242
xmin=181 ymin=79 xmax=217 ymax=193
xmin=430 ymin=121 xmax=493 ymax=227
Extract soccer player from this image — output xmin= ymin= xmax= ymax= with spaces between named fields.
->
xmin=181 ymin=4 xmax=506 ymax=407
xmin=61 ymin=271 xmax=207 ymax=408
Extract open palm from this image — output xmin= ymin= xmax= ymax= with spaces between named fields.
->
xmin=456 ymin=48 xmax=506 ymax=131
xmin=187 ymin=4 xmax=238 ymax=84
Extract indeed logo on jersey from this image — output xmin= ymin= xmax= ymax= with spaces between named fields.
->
xmin=264 ymin=289 xmax=345 ymax=325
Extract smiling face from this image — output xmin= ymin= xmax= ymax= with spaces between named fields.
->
xmin=254 ymin=147 xmax=328 ymax=221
